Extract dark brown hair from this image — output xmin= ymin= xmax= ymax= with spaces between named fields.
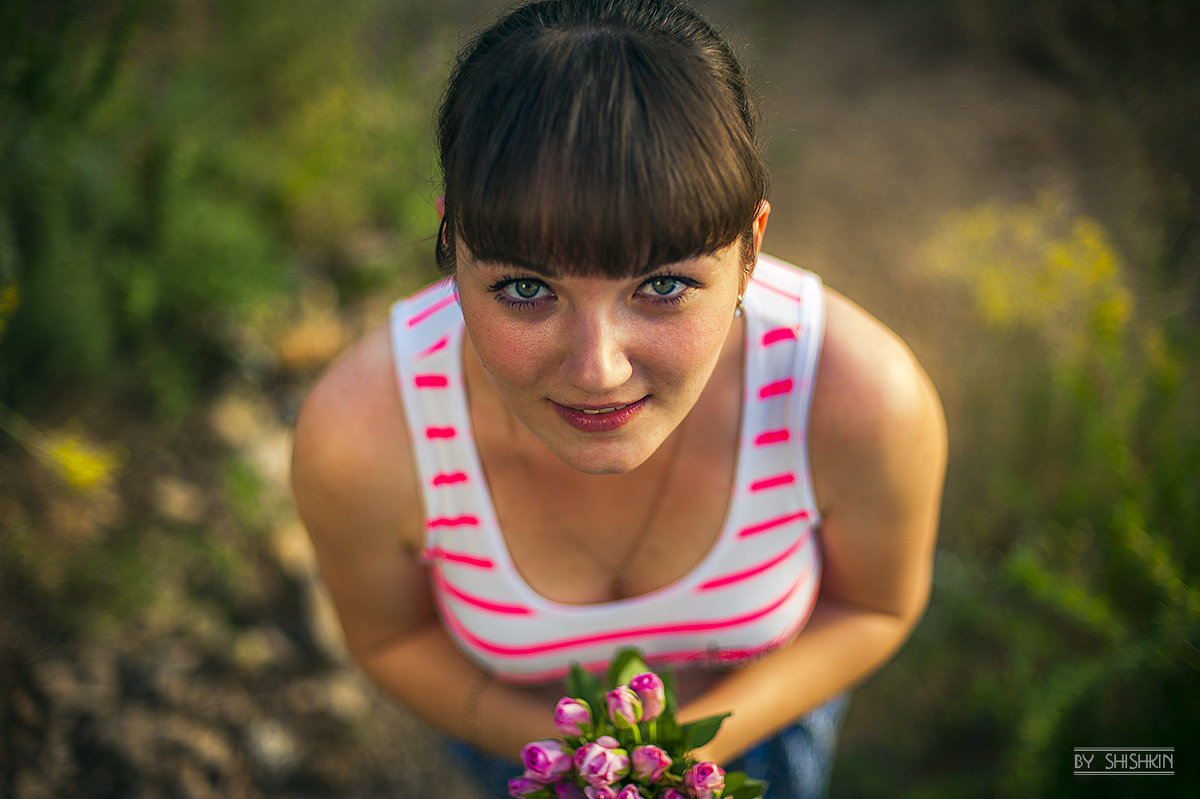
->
xmin=436 ymin=0 xmax=767 ymax=277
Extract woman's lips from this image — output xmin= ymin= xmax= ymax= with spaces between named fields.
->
xmin=552 ymin=397 xmax=648 ymax=432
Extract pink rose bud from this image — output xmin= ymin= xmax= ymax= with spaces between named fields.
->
xmin=555 ymin=781 xmax=587 ymax=799
xmin=584 ymin=786 xmax=618 ymax=799
xmin=683 ymin=761 xmax=726 ymax=799
xmin=556 ymin=781 xmax=587 ymax=799
xmin=573 ymin=739 xmax=630 ymax=786
xmin=508 ymin=776 xmax=547 ymax=798
xmin=628 ymin=673 xmax=666 ymax=722
xmin=605 ymin=685 xmax=642 ymax=729
xmin=630 ymin=745 xmax=672 ymax=782
xmin=521 ymin=739 xmax=573 ymax=781
xmin=661 ymin=790 xmax=687 ymax=799
xmin=616 ymin=786 xmax=646 ymax=799
xmin=554 ymin=697 xmax=593 ymax=736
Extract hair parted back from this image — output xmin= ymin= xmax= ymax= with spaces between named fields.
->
xmin=436 ymin=0 xmax=768 ymax=277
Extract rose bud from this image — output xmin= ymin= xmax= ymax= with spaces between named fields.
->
xmin=628 ymin=673 xmax=666 ymax=722
xmin=660 ymin=790 xmax=687 ymax=799
xmin=605 ymin=685 xmax=642 ymax=729
xmin=616 ymin=786 xmax=646 ymax=799
xmin=554 ymin=777 xmax=588 ymax=796
xmin=583 ymin=786 xmax=618 ymax=799
xmin=630 ymin=745 xmax=672 ymax=782
xmin=683 ymin=761 xmax=726 ymax=799
xmin=573 ymin=739 xmax=630 ymax=786
xmin=555 ymin=781 xmax=587 ymax=799
xmin=554 ymin=697 xmax=593 ymax=736
xmin=508 ymin=776 xmax=548 ymax=798
xmin=521 ymin=739 xmax=573 ymax=781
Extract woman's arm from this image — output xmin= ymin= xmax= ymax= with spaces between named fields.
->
xmin=680 ymin=290 xmax=948 ymax=763
xmin=290 ymin=326 xmax=556 ymax=759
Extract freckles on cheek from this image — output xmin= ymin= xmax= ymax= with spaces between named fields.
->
xmin=471 ymin=319 xmax=552 ymax=388
xmin=649 ymin=320 xmax=726 ymax=386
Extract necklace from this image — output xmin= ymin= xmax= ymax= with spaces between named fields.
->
xmin=504 ymin=408 xmax=687 ymax=600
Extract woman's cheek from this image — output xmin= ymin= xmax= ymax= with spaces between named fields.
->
xmin=473 ymin=317 xmax=558 ymax=389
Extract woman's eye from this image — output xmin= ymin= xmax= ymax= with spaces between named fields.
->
xmin=496 ymin=278 xmax=551 ymax=305
xmin=640 ymin=276 xmax=688 ymax=300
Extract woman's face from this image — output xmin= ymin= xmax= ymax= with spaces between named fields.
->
xmin=456 ymin=242 xmax=751 ymax=476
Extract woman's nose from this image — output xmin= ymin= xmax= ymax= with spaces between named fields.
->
xmin=560 ymin=311 xmax=633 ymax=393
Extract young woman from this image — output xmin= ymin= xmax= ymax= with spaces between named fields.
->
xmin=291 ymin=1 xmax=947 ymax=796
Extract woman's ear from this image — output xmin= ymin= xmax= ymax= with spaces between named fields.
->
xmin=436 ymin=194 xmax=446 ymax=222
xmin=751 ymin=199 xmax=771 ymax=258
xmin=739 ymin=199 xmax=771 ymax=293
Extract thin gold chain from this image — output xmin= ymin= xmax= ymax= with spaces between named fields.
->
xmin=505 ymin=407 xmax=687 ymax=599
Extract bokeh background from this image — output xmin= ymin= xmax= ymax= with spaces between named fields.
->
xmin=1 ymin=0 xmax=1197 ymax=796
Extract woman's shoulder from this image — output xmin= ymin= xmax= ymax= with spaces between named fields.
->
xmin=809 ymin=289 xmax=947 ymax=512
xmin=290 ymin=323 xmax=424 ymax=553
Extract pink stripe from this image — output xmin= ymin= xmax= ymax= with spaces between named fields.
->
xmin=414 ymin=374 xmax=449 ymax=388
xmin=758 ymin=378 xmax=794 ymax=399
xmin=432 ymin=471 xmax=469 ymax=487
xmin=436 ymin=574 xmax=808 ymax=658
xmin=757 ymin=281 xmax=804 ymax=303
xmin=417 ymin=334 xmax=451 ymax=360
xmin=426 ymin=514 xmax=479 ymax=529
xmin=424 ymin=547 xmax=494 ymax=570
xmin=492 ymin=594 xmax=820 ymax=684
xmin=697 ymin=536 xmax=811 ymax=592
xmin=407 ymin=293 xmax=457 ymax=328
xmin=753 ymin=429 xmax=790 ymax=447
xmin=761 ymin=327 xmax=797 ymax=347
xmin=749 ymin=472 xmax=797 ymax=493
xmin=434 ymin=569 xmax=532 ymax=616
xmin=738 ymin=510 xmax=809 ymax=538
xmin=426 ymin=426 xmax=457 ymax=440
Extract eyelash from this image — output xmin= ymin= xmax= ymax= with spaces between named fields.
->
xmin=488 ymin=274 xmax=698 ymax=311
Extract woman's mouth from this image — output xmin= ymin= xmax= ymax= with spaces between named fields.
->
xmin=580 ymin=404 xmax=629 ymax=415
xmin=552 ymin=397 xmax=648 ymax=432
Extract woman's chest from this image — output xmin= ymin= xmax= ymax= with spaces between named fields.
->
xmin=480 ymin=415 xmax=741 ymax=606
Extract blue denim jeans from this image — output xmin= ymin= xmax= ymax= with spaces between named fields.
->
xmin=449 ymin=693 xmax=849 ymax=799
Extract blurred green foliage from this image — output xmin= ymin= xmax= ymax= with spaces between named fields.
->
xmin=839 ymin=195 xmax=1200 ymax=797
xmin=0 ymin=0 xmax=447 ymax=416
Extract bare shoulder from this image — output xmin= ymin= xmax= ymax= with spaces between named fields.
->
xmin=291 ymin=323 xmax=424 ymax=557
xmin=809 ymin=288 xmax=947 ymax=519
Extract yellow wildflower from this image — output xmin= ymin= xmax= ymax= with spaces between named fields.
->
xmin=42 ymin=432 xmax=126 ymax=492
xmin=923 ymin=191 xmax=1132 ymax=363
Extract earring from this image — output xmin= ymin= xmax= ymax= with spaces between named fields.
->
xmin=734 ymin=295 xmax=745 ymax=318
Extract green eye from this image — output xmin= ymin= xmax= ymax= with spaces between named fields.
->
xmin=512 ymin=280 xmax=542 ymax=299
xmin=642 ymin=277 xmax=687 ymax=299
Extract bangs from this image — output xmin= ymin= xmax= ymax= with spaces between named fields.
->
xmin=441 ymin=26 xmax=766 ymax=277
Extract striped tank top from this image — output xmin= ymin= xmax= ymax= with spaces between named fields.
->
xmin=391 ymin=254 xmax=825 ymax=684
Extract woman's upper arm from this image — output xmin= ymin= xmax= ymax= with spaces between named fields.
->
xmin=809 ymin=291 xmax=948 ymax=626
xmin=290 ymin=327 xmax=434 ymax=661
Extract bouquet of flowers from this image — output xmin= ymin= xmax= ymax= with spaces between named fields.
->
xmin=509 ymin=649 xmax=765 ymax=799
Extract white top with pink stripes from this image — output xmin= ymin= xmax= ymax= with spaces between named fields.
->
xmin=391 ymin=254 xmax=825 ymax=684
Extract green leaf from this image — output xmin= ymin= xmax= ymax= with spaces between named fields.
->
xmin=726 ymin=773 xmax=768 ymax=799
xmin=682 ymin=712 xmax=731 ymax=749
xmin=607 ymin=647 xmax=652 ymax=688
xmin=567 ymin=662 xmax=600 ymax=699
xmin=661 ymin=668 xmax=679 ymax=715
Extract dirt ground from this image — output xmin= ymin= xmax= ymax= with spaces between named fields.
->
xmin=0 ymin=1 xmax=1163 ymax=797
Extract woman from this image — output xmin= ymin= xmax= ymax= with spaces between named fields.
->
xmin=291 ymin=1 xmax=947 ymax=796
